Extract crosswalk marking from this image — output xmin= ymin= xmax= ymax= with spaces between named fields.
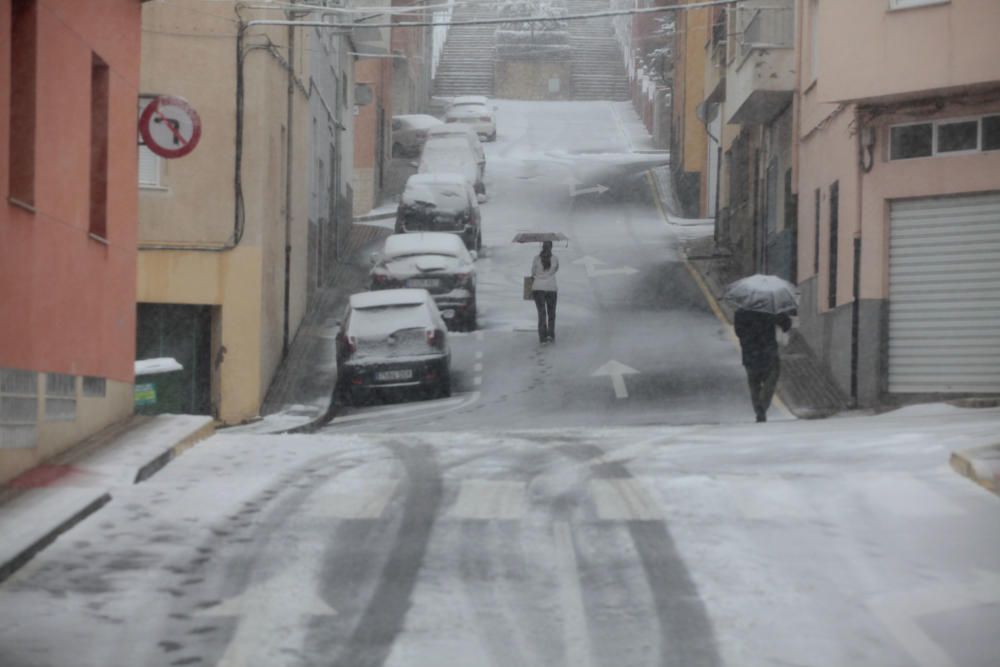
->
xmin=447 ymin=480 xmax=526 ymax=520
xmin=306 ymin=480 xmax=400 ymax=520
xmin=590 ymin=479 xmax=662 ymax=521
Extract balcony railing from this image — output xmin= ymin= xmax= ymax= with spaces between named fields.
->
xmin=737 ymin=1 xmax=794 ymax=62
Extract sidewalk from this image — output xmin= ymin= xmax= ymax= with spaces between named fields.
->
xmin=0 ymin=414 xmax=214 ymax=583
xmin=250 ymin=222 xmax=394 ymax=434
xmin=648 ymin=166 xmax=849 ymax=420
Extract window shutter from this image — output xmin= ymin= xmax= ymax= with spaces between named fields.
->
xmin=139 ymin=144 xmax=159 ymax=186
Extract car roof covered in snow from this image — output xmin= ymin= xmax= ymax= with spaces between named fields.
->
xmin=383 ymin=232 xmax=468 ymax=258
xmin=426 ymin=124 xmax=479 ymax=139
xmin=401 ymin=174 xmax=470 ymax=211
xmin=393 ymin=114 xmax=444 ymax=129
xmin=446 ymin=105 xmax=489 ymax=119
xmin=350 ymin=288 xmax=430 ymax=310
xmin=451 ymin=95 xmax=489 ymax=106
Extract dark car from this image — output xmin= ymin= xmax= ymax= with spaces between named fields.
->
xmin=396 ymin=173 xmax=483 ymax=251
xmin=370 ymin=233 xmax=478 ymax=331
xmin=334 ymin=289 xmax=451 ymax=404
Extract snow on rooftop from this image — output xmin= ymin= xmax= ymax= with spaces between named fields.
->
xmin=134 ymin=358 xmax=184 ymax=376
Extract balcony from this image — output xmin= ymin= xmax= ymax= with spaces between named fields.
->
xmin=724 ymin=0 xmax=795 ymax=125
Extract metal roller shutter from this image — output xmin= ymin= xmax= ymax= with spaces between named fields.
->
xmin=889 ymin=192 xmax=1000 ymax=393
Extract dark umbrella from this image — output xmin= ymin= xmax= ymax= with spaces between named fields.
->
xmin=512 ymin=232 xmax=569 ymax=244
xmin=723 ymin=274 xmax=799 ymax=314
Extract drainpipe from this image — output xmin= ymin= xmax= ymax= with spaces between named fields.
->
xmin=850 ymin=107 xmax=870 ymax=408
xmin=283 ymin=19 xmax=295 ymax=359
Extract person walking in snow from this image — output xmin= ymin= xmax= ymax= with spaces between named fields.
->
xmin=734 ymin=308 xmax=792 ymax=422
xmin=530 ymin=241 xmax=559 ymax=343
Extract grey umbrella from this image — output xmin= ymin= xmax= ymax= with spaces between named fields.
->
xmin=723 ymin=274 xmax=799 ymax=314
xmin=512 ymin=232 xmax=569 ymax=244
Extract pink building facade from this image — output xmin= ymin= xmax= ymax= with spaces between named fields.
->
xmin=1 ymin=0 xmax=147 ymax=483
xmin=795 ymin=0 xmax=1000 ymax=406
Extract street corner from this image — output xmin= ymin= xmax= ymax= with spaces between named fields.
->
xmin=950 ymin=445 xmax=1000 ymax=497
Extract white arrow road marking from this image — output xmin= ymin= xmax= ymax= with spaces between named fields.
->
xmin=592 ymin=360 xmax=640 ymax=399
xmin=866 ymin=570 xmax=1000 ymax=667
xmin=573 ymin=255 xmax=639 ymax=278
xmin=201 ymin=540 xmax=337 ymax=667
xmin=565 ymin=177 xmax=609 ymax=198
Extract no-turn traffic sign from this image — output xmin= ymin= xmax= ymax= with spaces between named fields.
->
xmin=138 ymin=95 xmax=202 ymax=159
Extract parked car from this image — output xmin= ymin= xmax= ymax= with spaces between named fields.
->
xmin=395 ymin=173 xmax=482 ymax=251
xmin=370 ymin=232 xmax=478 ymax=331
xmin=448 ymin=95 xmax=490 ymax=111
xmin=391 ymin=114 xmax=443 ymax=157
xmin=418 ymin=137 xmax=486 ymax=197
xmin=426 ymin=124 xmax=486 ymax=179
xmin=334 ymin=288 xmax=451 ymax=403
xmin=445 ymin=103 xmax=497 ymax=142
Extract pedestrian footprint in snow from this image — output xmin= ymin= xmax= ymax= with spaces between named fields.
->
xmin=530 ymin=241 xmax=559 ymax=343
xmin=734 ymin=308 xmax=792 ymax=422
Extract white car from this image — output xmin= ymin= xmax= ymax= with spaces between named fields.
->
xmin=418 ymin=137 xmax=486 ymax=197
xmin=334 ymin=288 xmax=451 ymax=403
xmin=445 ymin=103 xmax=497 ymax=142
xmin=448 ymin=95 xmax=490 ymax=110
xmin=370 ymin=233 xmax=478 ymax=330
xmin=426 ymin=124 xmax=486 ymax=178
xmin=391 ymin=114 xmax=444 ymax=157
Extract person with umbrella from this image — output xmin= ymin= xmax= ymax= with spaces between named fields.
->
xmin=530 ymin=240 xmax=560 ymax=343
xmin=724 ymin=275 xmax=797 ymax=422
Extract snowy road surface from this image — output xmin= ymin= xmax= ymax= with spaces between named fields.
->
xmin=1 ymin=102 xmax=998 ymax=667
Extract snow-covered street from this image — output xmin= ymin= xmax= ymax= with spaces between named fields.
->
xmin=1 ymin=101 xmax=998 ymax=667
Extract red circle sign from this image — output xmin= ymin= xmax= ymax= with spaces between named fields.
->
xmin=139 ymin=95 xmax=202 ymax=159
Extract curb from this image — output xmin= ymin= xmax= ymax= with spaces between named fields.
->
xmin=0 ymin=416 xmax=215 ymax=584
xmin=950 ymin=446 xmax=1000 ymax=496
xmin=134 ymin=419 xmax=216 ymax=483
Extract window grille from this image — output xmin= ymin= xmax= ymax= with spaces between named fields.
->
xmin=45 ymin=373 xmax=76 ymax=422
xmin=0 ymin=368 xmax=38 ymax=449
xmin=83 ymin=376 xmax=107 ymax=398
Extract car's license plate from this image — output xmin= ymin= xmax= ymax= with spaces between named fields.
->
xmin=409 ymin=279 xmax=440 ymax=288
xmin=376 ymin=369 xmax=413 ymax=382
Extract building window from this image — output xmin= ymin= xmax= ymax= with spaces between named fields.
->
xmin=808 ymin=0 xmax=819 ymax=83
xmin=89 ymin=53 xmax=110 ymax=240
xmin=936 ymin=119 xmax=978 ymax=154
xmin=82 ymin=376 xmax=107 ymax=398
xmin=8 ymin=0 xmax=38 ymax=208
xmin=45 ymin=373 xmax=77 ymax=422
xmin=890 ymin=123 xmax=933 ymax=160
xmin=890 ymin=115 xmax=1000 ymax=160
xmin=828 ymin=181 xmax=839 ymax=309
xmin=1 ymin=368 xmax=38 ymax=449
xmin=981 ymin=115 xmax=1000 ymax=151
xmin=138 ymin=98 xmax=162 ymax=188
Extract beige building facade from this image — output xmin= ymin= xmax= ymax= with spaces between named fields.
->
xmin=795 ymin=0 xmax=1000 ymax=405
xmin=138 ymin=1 xmax=312 ymax=424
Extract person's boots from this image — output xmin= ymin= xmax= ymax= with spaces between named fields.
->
xmin=755 ymin=409 xmax=766 ymax=423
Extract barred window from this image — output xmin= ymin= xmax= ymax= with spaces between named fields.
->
xmin=1 ymin=368 xmax=38 ymax=449
xmin=45 ymin=373 xmax=77 ymax=422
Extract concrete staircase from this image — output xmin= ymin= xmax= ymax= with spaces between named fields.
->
xmin=432 ymin=4 xmax=496 ymax=98
xmin=569 ymin=0 xmax=630 ymax=101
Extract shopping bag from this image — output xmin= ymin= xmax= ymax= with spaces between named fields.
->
xmin=523 ymin=276 xmax=534 ymax=301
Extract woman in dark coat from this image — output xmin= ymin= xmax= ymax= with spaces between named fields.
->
xmin=734 ymin=308 xmax=792 ymax=422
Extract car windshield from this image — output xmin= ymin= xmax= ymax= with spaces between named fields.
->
xmin=349 ymin=305 xmax=427 ymax=338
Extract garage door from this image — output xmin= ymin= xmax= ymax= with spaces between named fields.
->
xmin=889 ymin=192 xmax=1000 ymax=394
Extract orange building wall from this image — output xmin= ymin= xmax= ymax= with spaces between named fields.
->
xmin=0 ymin=0 xmax=141 ymax=383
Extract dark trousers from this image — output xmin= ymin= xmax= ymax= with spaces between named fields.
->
xmin=533 ymin=290 xmax=557 ymax=342
xmin=745 ymin=358 xmax=780 ymax=418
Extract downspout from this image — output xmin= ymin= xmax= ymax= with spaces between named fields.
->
xmin=851 ymin=107 xmax=873 ymax=407
xmin=283 ymin=20 xmax=295 ymax=359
